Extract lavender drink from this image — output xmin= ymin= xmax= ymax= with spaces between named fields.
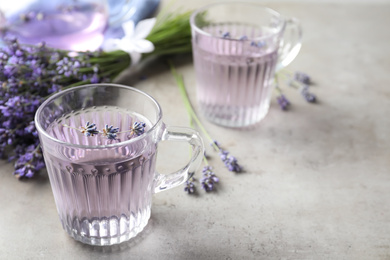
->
xmin=192 ymin=24 xmax=278 ymax=127
xmin=35 ymin=84 xmax=204 ymax=246
xmin=45 ymin=106 xmax=155 ymax=245
xmin=190 ymin=2 xmax=302 ymax=127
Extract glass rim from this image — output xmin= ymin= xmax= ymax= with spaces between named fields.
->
xmin=34 ymin=83 xmax=163 ymax=149
xmin=190 ymin=1 xmax=286 ymax=42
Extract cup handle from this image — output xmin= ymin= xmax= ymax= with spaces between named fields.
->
xmin=276 ymin=17 xmax=303 ymax=71
xmin=153 ymin=125 xmax=204 ymax=193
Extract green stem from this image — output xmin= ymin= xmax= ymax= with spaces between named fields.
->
xmin=170 ymin=64 xmax=220 ymax=152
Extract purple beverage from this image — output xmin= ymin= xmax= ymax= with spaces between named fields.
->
xmin=190 ymin=2 xmax=302 ymax=127
xmin=3 ymin=3 xmax=108 ymax=51
xmin=35 ymin=84 xmax=204 ymax=246
xmin=192 ymin=24 xmax=278 ymax=127
xmin=45 ymin=106 xmax=156 ymax=245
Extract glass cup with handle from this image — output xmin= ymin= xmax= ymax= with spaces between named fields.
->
xmin=35 ymin=83 xmax=204 ymax=246
xmin=190 ymin=1 xmax=302 ymax=127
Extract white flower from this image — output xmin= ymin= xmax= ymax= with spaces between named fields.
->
xmin=103 ymin=18 xmax=156 ymax=65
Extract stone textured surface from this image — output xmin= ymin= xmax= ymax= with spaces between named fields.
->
xmin=1 ymin=1 xmax=390 ymax=259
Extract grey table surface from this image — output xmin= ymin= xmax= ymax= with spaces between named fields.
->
xmin=1 ymin=1 xmax=390 ymax=259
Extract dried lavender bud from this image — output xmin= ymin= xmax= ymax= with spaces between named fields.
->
xmin=130 ymin=121 xmax=146 ymax=136
xmin=222 ymin=32 xmax=231 ymax=38
xmin=276 ymin=94 xmax=290 ymax=110
xmin=102 ymin=124 xmax=120 ymax=140
xmin=294 ymin=72 xmax=311 ymax=85
xmin=301 ymin=85 xmax=316 ymax=103
xmin=200 ymin=166 xmax=219 ymax=192
xmin=251 ymin=41 xmax=266 ymax=48
xmin=80 ymin=122 xmax=99 ymax=137
xmin=184 ymin=177 xmax=196 ymax=194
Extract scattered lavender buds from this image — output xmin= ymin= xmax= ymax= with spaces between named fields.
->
xmin=284 ymin=71 xmax=317 ymax=105
xmin=294 ymin=72 xmax=311 ymax=85
xmin=301 ymin=85 xmax=316 ymax=103
xmin=184 ymin=173 xmax=196 ymax=194
xmin=200 ymin=166 xmax=219 ymax=192
xmin=276 ymin=94 xmax=290 ymax=110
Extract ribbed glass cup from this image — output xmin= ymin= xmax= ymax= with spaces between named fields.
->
xmin=35 ymin=84 xmax=203 ymax=246
xmin=190 ymin=2 xmax=302 ymax=127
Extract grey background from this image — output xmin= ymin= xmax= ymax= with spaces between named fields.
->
xmin=1 ymin=0 xmax=390 ymax=259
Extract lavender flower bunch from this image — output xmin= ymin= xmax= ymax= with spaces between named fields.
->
xmin=0 ymin=10 xmax=195 ymax=179
xmin=0 ymin=39 xmax=111 ymax=178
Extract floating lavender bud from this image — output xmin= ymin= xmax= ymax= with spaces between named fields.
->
xmin=222 ymin=32 xmax=231 ymax=38
xmin=130 ymin=121 xmax=146 ymax=136
xmin=276 ymin=94 xmax=290 ymax=110
xmin=294 ymin=72 xmax=311 ymax=85
xmin=301 ymin=85 xmax=316 ymax=103
xmin=102 ymin=124 xmax=120 ymax=140
xmin=200 ymin=166 xmax=219 ymax=192
xmin=80 ymin=122 xmax=99 ymax=137
xmin=251 ymin=41 xmax=266 ymax=48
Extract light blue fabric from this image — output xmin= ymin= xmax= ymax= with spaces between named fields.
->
xmin=105 ymin=0 xmax=160 ymax=39
xmin=0 ymin=0 xmax=160 ymax=47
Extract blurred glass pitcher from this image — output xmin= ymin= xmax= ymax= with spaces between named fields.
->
xmin=0 ymin=0 xmax=109 ymax=51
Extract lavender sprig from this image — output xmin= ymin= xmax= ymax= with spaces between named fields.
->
xmin=171 ymin=65 xmax=241 ymax=194
xmin=172 ymin=66 xmax=243 ymax=172
xmin=212 ymin=141 xmax=242 ymax=173
xmin=184 ymin=172 xmax=196 ymax=194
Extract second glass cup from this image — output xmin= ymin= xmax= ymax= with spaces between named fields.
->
xmin=190 ymin=1 xmax=302 ymax=127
